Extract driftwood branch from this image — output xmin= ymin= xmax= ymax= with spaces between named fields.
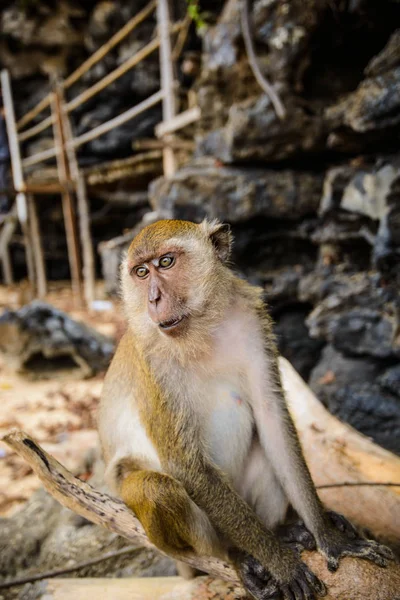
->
xmin=2 ymin=429 xmax=237 ymax=584
xmin=2 ymin=358 xmax=400 ymax=599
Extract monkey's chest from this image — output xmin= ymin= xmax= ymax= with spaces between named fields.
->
xmin=202 ymin=379 xmax=253 ymax=483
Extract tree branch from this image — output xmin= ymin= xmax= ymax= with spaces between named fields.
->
xmin=2 ymin=429 xmax=237 ymax=584
xmin=2 ymin=428 xmax=400 ymax=599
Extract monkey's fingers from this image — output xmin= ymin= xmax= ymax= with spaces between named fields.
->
xmin=301 ymin=564 xmax=327 ymax=597
xmin=350 ymin=539 xmax=395 ymax=566
xmin=324 ymin=538 xmax=395 ymax=572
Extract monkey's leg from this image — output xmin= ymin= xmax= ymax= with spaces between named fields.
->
xmin=119 ymin=469 xmax=225 ymax=560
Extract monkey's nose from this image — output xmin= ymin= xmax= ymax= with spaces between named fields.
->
xmin=148 ymin=282 xmax=161 ymax=304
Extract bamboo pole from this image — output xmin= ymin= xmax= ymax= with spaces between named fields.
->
xmin=51 ymin=91 xmax=83 ymax=305
xmin=18 ymin=115 xmax=54 ymax=142
xmin=172 ymin=14 xmax=191 ymax=61
xmin=16 ymin=1 xmax=157 ymax=133
xmin=66 ymin=21 xmax=182 ymax=114
xmin=157 ymin=0 xmax=177 ymax=177
xmin=27 ymin=194 xmax=47 ymax=298
xmin=1 ymin=244 xmax=13 ymax=285
xmin=58 ymin=85 xmax=96 ymax=307
xmin=155 ymin=106 xmax=200 ymax=137
xmin=0 ymin=69 xmax=35 ymax=287
xmin=63 ymin=0 xmax=157 ymax=90
xmin=0 ymin=204 xmax=17 ymax=285
xmin=71 ymin=90 xmax=163 ymax=149
xmin=16 ymin=94 xmax=51 ymax=132
xmin=21 ymin=147 xmax=57 ymax=168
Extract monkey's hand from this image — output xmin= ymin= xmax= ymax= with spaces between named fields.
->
xmin=318 ymin=510 xmax=395 ymax=572
xmin=238 ymin=550 xmax=327 ymax=600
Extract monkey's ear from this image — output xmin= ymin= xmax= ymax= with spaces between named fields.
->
xmin=202 ymin=220 xmax=232 ymax=262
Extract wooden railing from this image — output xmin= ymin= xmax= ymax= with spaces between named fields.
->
xmin=0 ymin=0 xmax=200 ymax=305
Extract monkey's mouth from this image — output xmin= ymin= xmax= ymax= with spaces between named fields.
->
xmin=159 ymin=315 xmax=185 ymax=331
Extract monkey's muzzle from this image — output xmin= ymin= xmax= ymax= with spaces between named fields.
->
xmin=158 ymin=315 xmax=186 ymax=331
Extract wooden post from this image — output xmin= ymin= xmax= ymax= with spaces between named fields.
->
xmin=57 ymin=86 xmax=96 ymax=307
xmin=157 ymin=0 xmax=177 ymax=177
xmin=27 ymin=194 xmax=47 ymax=298
xmin=0 ymin=204 xmax=17 ymax=285
xmin=0 ymin=69 xmax=36 ymax=288
xmin=1 ymin=245 xmax=12 ymax=285
xmin=51 ymin=90 xmax=83 ymax=305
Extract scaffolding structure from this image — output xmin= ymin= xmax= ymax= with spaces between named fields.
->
xmin=0 ymin=0 xmax=200 ymax=306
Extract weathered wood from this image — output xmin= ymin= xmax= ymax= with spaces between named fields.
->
xmin=1 ymin=69 xmax=35 ymax=286
xmin=43 ymin=577 xmax=245 ymax=600
xmin=157 ymin=0 xmax=177 ymax=176
xmin=15 ymin=1 xmax=156 ymax=133
xmin=16 ymin=94 xmax=51 ymax=132
xmin=71 ymin=90 xmax=164 ymax=149
xmin=21 ymin=147 xmax=57 ymax=168
xmin=58 ymin=88 xmax=96 ymax=307
xmin=63 ymin=0 xmax=157 ymax=90
xmin=18 ymin=115 xmax=54 ymax=142
xmin=280 ymin=359 xmax=400 ymax=545
xmin=155 ymin=106 xmax=200 ymax=138
xmin=133 ymin=138 xmax=195 ymax=151
xmin=1 ymin=245 xmax=13 ymax=284
xmin=26 ymin=194 xmax=47 ymax=298
xmin=0 ymin=204 xmax=17 ymax=285
xmin=52 ymin=91 xmax=83 ymax=304
xmin=2 ymin=359 xmax=400 ymax=600
xmin=171 ymin=14 xmax=191 ymax=61
xmin=66 ymin=22 xmax=183 ymax=115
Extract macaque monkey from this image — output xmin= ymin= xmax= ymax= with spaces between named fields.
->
xmin=98 ymin=219 xmax=394 ymax=600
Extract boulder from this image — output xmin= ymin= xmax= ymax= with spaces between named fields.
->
xmin=0 ymin=302 xmax=114 ymax=379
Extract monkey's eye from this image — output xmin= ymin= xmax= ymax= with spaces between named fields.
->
xmin=159 ymin=255 xmax=174 ymax=269
xmin=135 ymin=266 xmax=149 ymax=278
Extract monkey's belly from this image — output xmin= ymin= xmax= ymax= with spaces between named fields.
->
xmin=203 ymin=380 xmax=253 ymax=483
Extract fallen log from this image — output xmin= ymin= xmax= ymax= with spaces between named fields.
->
xmin=2 ymin=358 xmax=400 ymax=599
xmin=280 ymin=358 xmax=400 ymax=545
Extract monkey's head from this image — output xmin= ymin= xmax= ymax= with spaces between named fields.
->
xmin=122 ymin=219 xmax=233 ymax=339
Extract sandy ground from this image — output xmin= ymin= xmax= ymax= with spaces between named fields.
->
xmin=0 ymin=282 xmax=125 ymax=516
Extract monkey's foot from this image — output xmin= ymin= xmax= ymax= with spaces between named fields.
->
xmin=319 ymin=528 xmax=395 ymax=572
xmin=239 ymin=554 xmax=326 ymax=600
xmin=276 ymin=520 xmax=316 ymax=555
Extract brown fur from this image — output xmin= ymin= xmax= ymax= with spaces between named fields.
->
xmin=99 ymin=219 xmax=394 ymax=600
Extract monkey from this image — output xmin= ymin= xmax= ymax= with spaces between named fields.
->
xmin=98 ymin=219 xmax=394 ymax=600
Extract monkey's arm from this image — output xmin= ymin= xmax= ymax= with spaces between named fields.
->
xmin=251 ymin=333 xmax=394 ymax=572
xmin=169 ymin=447 xmax=326 ymax=599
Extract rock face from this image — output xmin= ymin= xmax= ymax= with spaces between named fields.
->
xmin=0 ymin=302 xmax=114 ymax=379
xmin=1 ymin=0 xmax=400 ymax=455
xmin=150 ymin=159 xmax=323 ymax=222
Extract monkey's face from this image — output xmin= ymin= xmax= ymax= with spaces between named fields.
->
xmin=122 ymin=220 xmax=232 ymax=338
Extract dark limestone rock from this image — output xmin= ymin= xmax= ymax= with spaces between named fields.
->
xmin=309 ymin=345 xmax=400 ymax=455
xmin=326 ymin=67 xmax=400 ymax=134
xmin=274 ymin=307 xmax=325 ymax=380
xmin=0 ymin=302 xmax=114 ymax=379
xmin=317 ymin=157 xmax=400 ymax=278
xmin=365 ymin=29 xmax=400 ymax=78
xmin=149 ymin=159 xmax=323 ymax=222
xmin=309 ymin=344 xmax=383 ymax=405
xmin=329 ymin=383 xmax=400 ymax=455
xmin=378 ymin=364 xmax=400 ymax=398
xmin=197 ymin=96 xmax=326 ymax=164
xmin=305 ymin=273 xmax=400 ymax=359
